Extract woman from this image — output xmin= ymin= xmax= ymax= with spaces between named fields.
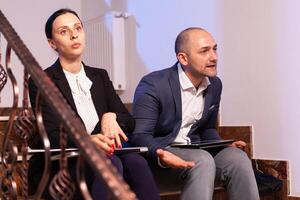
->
xmin=28 ymin=8 xmax=160 ymax=200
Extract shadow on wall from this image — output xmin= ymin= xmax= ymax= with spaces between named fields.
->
xmin=81 ymin=0 xmax=149 ymax=103
xmin=119 ymin=13 xmax=149 ymax=103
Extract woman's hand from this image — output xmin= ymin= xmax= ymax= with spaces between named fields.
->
xmin=91 ymin=134 xmax=115 ymax=155
xmin=101 ymin=112 xmax=128 ymax=148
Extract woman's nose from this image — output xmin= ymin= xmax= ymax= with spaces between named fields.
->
xmin=70 ymin=30 xmax=78 ymax=40
xmin=71 ymin=35 xmax=78 ymax=40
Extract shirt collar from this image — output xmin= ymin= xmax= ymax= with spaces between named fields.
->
xmin=63 ymin=64 xmax=93 ymax=96
xmin=63 ymin=63 xmax=85 ymax=78
xmin=177 ymin=62 xmax=210 ymax=92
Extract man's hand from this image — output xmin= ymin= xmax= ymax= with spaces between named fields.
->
xmin=91 ymin=134 xmax=115 ymax=155
xmin=230 ymin=140 xmax=247 ymax=149
xmin=101 ymin=112 xmax=128 ymax=148
xmin=156 ymin=149 xmax=195 ymax=169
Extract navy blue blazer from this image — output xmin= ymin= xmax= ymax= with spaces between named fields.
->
xmin=131 ymin=63 xmax=222 ymax=160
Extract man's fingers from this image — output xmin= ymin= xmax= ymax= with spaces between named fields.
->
xmin=184 ymin=161 xmax=195 ymax=168
xmin=175 ymin=159 xmax=195 ymax=168
xmin=170 ymin=160 xmax=194 ymax=169
xmin=231 ymin=140 xmax=247 ymax=148
xmin=238 ymin=141 xmax=247 ymax=146
xmin=156 ymin=149 xmax=195 ymax=169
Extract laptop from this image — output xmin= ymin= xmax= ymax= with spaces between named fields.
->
xmin=170 ymin=139 xmax=235 ymax=149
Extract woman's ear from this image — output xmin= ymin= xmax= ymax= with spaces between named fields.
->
xmin=177 ymin=52 xmax=188 ymax=66
xmin=48 ymin=39 xmax=57 ymax=51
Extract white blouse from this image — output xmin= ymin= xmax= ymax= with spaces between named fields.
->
xmin=63 ymin=65 xmax=99 ymax=134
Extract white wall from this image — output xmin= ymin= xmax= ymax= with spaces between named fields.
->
xmin=219 ymin=0 xmax=300 ymax=195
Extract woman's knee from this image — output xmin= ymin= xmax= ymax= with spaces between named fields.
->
xmin=119 ymin=153 xmax=148 ymax=170
xmin=110 ymin=155 xmax=123 ymax=173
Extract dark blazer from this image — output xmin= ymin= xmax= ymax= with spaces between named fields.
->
xmin=29 ymin=59 xmax=135 ymax=148
xmin=28 ymin=59 xmax=135 ymax=196
xmin=131 ymin=63 xmax=222 ymax=160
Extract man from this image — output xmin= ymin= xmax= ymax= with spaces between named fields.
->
xmin=131 ymin=27 xmax=259 ymax=200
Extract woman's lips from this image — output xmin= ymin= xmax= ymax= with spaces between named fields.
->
xmin=71 ymin=43 xmax=81 ymax=48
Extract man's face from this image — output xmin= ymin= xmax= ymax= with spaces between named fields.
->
xmin=48 ymin=12 xmax=86 ymax=60
xmin=179 ymin=30 xmax=218 ymax=79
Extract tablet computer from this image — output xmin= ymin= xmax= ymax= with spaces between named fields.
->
xmin=26 ymin=147 xmax=149 ymax=159
xmin=49 ymin=147 xmax=148 ymax=160
xmin=170 ymin=139 xmax=235 ymax=149
xmin=114 ymin=147 xmax=148 ymax=154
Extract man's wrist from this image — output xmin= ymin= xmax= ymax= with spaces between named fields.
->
xmin=156 ymin=149 xmax=169 ymax=168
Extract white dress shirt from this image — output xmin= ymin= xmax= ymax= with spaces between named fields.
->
xmin=63 ymin=65 xmax=99 ymax=134
xmin=173 ymin=63 xmax=210 ymax=144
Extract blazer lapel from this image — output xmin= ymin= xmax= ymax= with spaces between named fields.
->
xmin=51 ymin=59 xmax=77 ymax=112
xmin=168 ymin=64 xmax=182 ymax=120
xmin=202 ymin=82 xmax=214 ymax=117
xmin=189 ymin=79 xmax=214 ymax=134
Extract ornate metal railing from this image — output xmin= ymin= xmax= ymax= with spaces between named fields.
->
xmin=0 ymin=10 xmax=136 ymax=200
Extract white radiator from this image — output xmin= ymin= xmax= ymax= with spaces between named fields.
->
xmin=83 ymin=12 xmax=129 ymax=90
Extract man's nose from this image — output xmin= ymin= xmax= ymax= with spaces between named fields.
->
xmin=210 ymin=50 xmax=217 ymax=61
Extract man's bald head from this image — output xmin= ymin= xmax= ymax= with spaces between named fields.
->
xmin=174 ymin=27 xmax=207 ymax=55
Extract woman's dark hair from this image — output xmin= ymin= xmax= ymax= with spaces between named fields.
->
xmin=45 ymin=8 xmax=81 ymax=39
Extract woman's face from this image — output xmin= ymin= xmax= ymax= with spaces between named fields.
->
xmin=48 ymin=12 xmax=85 ymax=60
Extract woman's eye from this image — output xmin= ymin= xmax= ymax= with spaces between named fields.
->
xmin=76 ymin=26 xmax=82 ymax=31
xmin=60 ymin=30 xmax=67 ymax=35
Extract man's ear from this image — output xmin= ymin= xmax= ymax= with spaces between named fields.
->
xmin=177 ymin=52 xmax=188 ymax=66
xmin=48 ymin=39 xmax=57 ymax=51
